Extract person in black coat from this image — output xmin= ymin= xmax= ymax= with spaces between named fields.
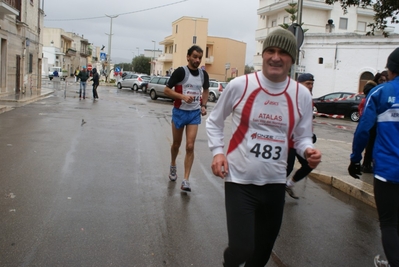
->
xmin=91 ymin=68 xmax=100 ymax=100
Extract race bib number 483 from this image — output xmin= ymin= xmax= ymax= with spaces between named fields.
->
xmin=247 ymin=131 xmax=286 ymax=162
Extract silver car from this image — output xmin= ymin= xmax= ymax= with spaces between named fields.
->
xmin=208 ymin=81 xmax=227 ymax=102
xmin=117 ymin=73 xmax=151 ymax=91
xmin=148 ymin=76 xmax=172 ymax=100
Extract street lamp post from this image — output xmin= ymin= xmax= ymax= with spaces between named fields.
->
xmin=136 ymin=47 xmax=139 ymax=57
xmin=105 ymin=14 xmax=119 ymax=80
xmin=151 ymin=40 xmax=156 ymax=75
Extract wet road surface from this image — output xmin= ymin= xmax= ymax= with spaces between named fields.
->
xmin=0 ymin=85 xmax=382 ymax=266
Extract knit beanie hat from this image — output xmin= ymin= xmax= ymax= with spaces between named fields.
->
xmin=262 ymin=28 xmax=297 ymax=63
xmin=386 ymin=47 xmax=399 ymax=74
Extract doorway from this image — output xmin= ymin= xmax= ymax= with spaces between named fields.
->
xmin=359 ymin=72 xmax=374 ymax=93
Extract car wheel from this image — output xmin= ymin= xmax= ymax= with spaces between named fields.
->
xmin=350 ymin=110 xmax=360 ymax=122
xmin=133 ymin=84 xmax=139 ymax=91
xmin=117 ymin=83 xmax=122 ymax=89
xmin=150 ymin=90 xmax=158 ymax=100
xmin=208 ymin=92 xmax=216 ymax=102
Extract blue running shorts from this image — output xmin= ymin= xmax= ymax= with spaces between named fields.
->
xmin=172 ymin=108 xmax=201 ymax=129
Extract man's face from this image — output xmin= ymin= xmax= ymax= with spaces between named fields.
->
xmin=301 ymin=80 xmax=314 ymax=94
xmin=187 ymin=50 xmax=203 ymax=70
xmin=262 ymin=47 xmax=293 ymax=82
xmin=378 ymin=75 xmax=387 ymax=84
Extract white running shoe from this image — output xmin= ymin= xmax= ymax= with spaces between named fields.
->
xmin=374 ymin=255 xmax=390 ymax=267
xmin=181 ymin=180 xmax=191 ymax=192
xmin=169 ymin=165 xmax=177 ymax=181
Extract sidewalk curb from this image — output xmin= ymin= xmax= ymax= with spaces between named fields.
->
xmin=309 ymin=171 xmax=376 ymax=208
xmin=0 ymin=89 xmax=54 ymax=104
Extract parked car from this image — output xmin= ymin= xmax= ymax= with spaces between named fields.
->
xmin=48 ymin=67 xmax=68 ymax=81
xmin=140 ymin=76 xmax=154 ymax=94
xmin=148 ymin=76 xmax=172 ymax=100
xmin=313 ymin=92 xmax=365 ymax=122
xmin=208 ymin=81 xmax=227 ymax=102
xmin=117 ymin=73 xmax=151 ymax=91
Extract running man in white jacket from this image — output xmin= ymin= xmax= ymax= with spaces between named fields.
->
xmin=206 ymin=28 xmax=322 ymax=267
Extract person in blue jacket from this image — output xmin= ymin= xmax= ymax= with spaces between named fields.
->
xmin=348 ymin=47 xmax=399 ymax=267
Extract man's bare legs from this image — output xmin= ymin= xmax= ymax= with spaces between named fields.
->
xmin=183 ymin=124 xmax=198 ymax=180
xmin=170 ymin=123 xmax=198 ymax=191
xmin=170 ymin=121 xmax=184 ymax=167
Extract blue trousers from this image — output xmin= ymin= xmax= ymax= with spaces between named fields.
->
xmin=79 ymin=81 xmax=87 ymax=97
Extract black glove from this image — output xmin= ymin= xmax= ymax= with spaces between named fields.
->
xmin=312 ymin=133 xmax=317 ymax=144
xmin=348 ymin=162 xmax=362 ymax=179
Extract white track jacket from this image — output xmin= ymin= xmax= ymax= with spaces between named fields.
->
xmin=206 ymin=71 xmax=314 ymax=185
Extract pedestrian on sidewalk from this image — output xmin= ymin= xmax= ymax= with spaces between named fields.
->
xmin=348 ymin=47 xmax=399 ymax=267
xmin=77 ymin=66 xmax=89 ymax=99
xmin=163 ymin=45 xmax=209 ymax=192
xmin=90 ymin=68 xmax=99 ymax=100
xmin=206 ymin=28 xmax=321 ymax=266
xmin=74 ymin=67 xmax=80 ymax=83
xmin=358 ymin=71 xmax=388 ymax=173
xmin=285 ymin=73 xmax=317 ymax=199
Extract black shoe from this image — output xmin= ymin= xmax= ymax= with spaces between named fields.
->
xmin=286 ymin=186 xmax=299 ymax=199
xmin=362 ymin=165 xmax=373 ymax=173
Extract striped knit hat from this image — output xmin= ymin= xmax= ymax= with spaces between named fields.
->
xmin=262 ymin=28 xmax=297 ymax=63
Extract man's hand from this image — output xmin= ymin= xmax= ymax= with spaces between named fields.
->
xmin=211 ymin=154 xmax=229 ymax=179
xmin=304 ymin=148 xmax=322 ymax=169
xmin=182 ymin=95 xmax=194 ymax=103
xmin=348 ymin=162 xmax=362 ymax=179
xmin=201 ymin=106 xmax=207 ymax=116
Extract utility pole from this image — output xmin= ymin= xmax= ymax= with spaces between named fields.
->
xmin=152 ymin=41 xmax=156 ymax=75
xmin=105 ymin=14 xmax=118 ymax=80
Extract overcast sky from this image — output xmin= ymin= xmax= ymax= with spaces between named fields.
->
xmin=43 ymin=0 xmax=259 ymax=65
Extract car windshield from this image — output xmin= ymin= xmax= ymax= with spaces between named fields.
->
xmin=142 ymin=76 xmax=151 ymax=81
xmin=220 ymin=82 xmax=227 ymax=88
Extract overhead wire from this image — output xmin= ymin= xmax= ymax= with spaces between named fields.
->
xmin=44 ymin=0 xmax=188 ymax=21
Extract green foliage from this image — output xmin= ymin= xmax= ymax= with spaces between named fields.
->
xmin=117 ymin=63 xmax=134 ymax=72
xmin=325 ymin=0 xmax=399 ymax=36
xmin=244 ymin=65 xmax=255 ymax=74
xmin=279 ymin=3 xmax=308 ymax=32
xmin=132 ymin=55 xmax=151 ymax=74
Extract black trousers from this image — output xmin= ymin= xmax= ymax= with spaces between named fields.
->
xmin=286 ymin=147 xmax=313 ymax=182
xmin=374 ymin=178 xmax=399 ymax=267
xmin=92 ymin=84 xmax=99 ymax=99
xmin=363 ymin=125 xmax=377 ymax=167
xmin=224 ymin=182 xmax=285 ymax=267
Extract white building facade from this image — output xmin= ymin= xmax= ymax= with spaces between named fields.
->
xmin=254 ymin=0 xmax=399 ymax=97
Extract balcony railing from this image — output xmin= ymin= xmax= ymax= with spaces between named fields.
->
xmin=1 ymin=0 xmax=18 ymax=8
xmin=64 ymin=48 xmax=76 ymax=57
xmin=0 ymin=0 xmax=20 ymax=17
xmin=158 ymin=53 xmax=173 ymax=62
xmin=205 ymin=56 xmax=214 ymax=64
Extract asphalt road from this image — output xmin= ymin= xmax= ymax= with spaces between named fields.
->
xmin=0 ymin=85 xmax=383 ymax=267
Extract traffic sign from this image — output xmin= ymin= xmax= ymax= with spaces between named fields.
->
xmin=288 ymin=23 xmax=304 ymax=49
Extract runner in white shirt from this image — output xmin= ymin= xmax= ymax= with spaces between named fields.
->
xmin=206 ymin=28 xmax=322 ymax=266
xmin=164 ymin=45 xmax=210 ymax=192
